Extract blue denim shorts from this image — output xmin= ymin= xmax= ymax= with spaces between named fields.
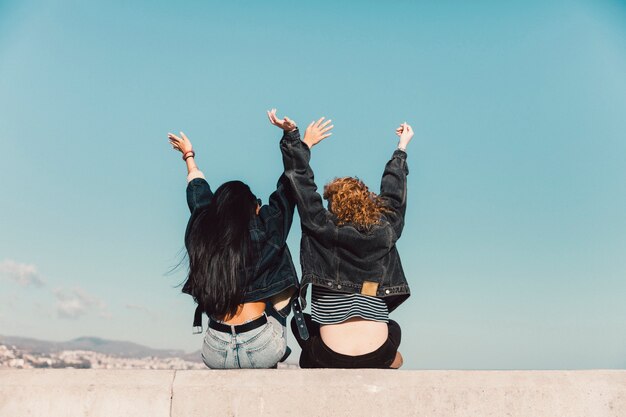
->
xmin=201 ymin=314 xmax=287 ymax=369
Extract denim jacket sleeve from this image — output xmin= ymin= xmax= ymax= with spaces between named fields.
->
xmin=186 ymin=178 xmax=214 ymax=213
xmin=280 ymin=128 xmax=329 ymax=230
xmin=259 ymin=173 xmax=296 ymax=243
xmin=380 ymin=149 xmax=409 ymax=239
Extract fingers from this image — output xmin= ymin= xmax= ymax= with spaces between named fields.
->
xmin=267 ymin=108 xmax=279 ymax=125
xmin=320 ymin=124 xmax=334 ymax=134
xmin=168 ymin=132 xmax=182 ymax=142
xmin=310 ymin=116 xmax=331 ymax=128
xmin=305 ymin=117 xmax=333 ymax=138
xmin=320 ymin=119 xmax=332 ymax=128
xmin=396 ymin=122 xmax=414 ymax=139
xmin=180 ymin=131 xmax=189 ymax=142
xmin=267 ymin=108 xmax=293 ymax=129
xmin=395 ymin=122 xmax=413 ymax=133
xmin=167 ymin=133 xmax=181 ymax=151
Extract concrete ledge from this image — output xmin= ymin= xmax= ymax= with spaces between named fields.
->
xmin=1 ymin=370 xmax=625 ymax=417
xmin=0 ymin=370 xmax=174 ymax=417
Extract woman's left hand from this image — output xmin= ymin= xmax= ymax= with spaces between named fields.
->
xmin=168 ymin=131 xmax=194 ymax=155
xmin=267 ymin=108 xmax=297 ymax=132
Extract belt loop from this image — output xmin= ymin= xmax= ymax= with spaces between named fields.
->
xmin=230 ymin=332 xmax=236 ymax=349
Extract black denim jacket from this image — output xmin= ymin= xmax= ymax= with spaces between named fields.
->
xmin=280 ymin=129 xmax=410 ymax=314
xmin=183 ymin=170 xmax=299 ymax=331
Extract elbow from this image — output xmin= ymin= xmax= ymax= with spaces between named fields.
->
xmin=186 ymin=169 xmax=205 ymax=183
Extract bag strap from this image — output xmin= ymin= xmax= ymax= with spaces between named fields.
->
xmin=192 ymin=305 xmax=203 ymax=334
xmin=291 ymin=297 xmax=309 ymax=340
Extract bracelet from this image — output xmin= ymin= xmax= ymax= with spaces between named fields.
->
xmin=182 ymin=150 xmax=195 ymax=161
xmin=397 ymin=145 xmax=407 ymax=152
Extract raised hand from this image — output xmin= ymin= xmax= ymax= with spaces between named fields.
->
xmin=303 ymin=117 xmax=334 ymax=149
xmin=168 ymin=131 xmax=194 ymax=155
xmin=267 ymin=108 xmax=297 ymax=132
xmin=395 ymin=123 xmax=414 ymax=149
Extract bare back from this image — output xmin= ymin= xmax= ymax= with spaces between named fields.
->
xmin=320 ymin=317 xmax=389 ymax=355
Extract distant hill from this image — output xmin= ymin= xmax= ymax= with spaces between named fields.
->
xmin=0 ymin=335 xmax=202 ymax=362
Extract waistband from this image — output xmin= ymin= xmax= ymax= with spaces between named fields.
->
xmin=208 ymin=314 xmax=267 ymax=334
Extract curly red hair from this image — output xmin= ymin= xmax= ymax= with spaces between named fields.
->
xmin=323 ymin=177 xmax=390 ymax=229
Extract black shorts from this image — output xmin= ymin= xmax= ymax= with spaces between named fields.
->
xmin=290 ymin=313 xmax=401 ymax=369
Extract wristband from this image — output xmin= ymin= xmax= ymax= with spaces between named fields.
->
xmin=182 ymin=150 xmax=195 ymax=161
xmin=397 ymin=145 xmax=407 ymax=152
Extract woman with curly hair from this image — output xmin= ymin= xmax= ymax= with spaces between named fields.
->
xmin=269 ymin=109 xmax=414 ymax=368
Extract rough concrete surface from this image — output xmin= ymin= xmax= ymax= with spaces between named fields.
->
xmin=0 ymin=370 xmax=174 ymax=417
xmin=1 ymin=370 xmax=625 ymax=417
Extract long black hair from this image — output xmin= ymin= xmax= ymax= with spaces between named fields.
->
xmin=184 ymin=181 xmax=258 ymax=319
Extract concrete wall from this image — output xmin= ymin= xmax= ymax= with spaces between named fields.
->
xmin=0 ymin=370 xmax=625 ymax=417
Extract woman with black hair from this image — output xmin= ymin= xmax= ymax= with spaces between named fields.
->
xmin=270 ymin=110 xmax=414 ymax=369
xmin=168 ymin=126 xmax=299 ymax=369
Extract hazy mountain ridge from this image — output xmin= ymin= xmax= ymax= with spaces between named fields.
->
xmin=0 ymin=335 xmax=201 ymax=362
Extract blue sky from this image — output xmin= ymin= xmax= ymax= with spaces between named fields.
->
xmin=1 ymin=0 xmax=625 ymax=369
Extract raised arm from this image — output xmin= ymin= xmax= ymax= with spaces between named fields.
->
xmin=168 ymin=131 xmax=213 ymax=212
xmin=258 ymin=173 xmax=296 ymax=243
xmin=380 ymin=123 xmax=414 ymax=239
xmin=277 ymin=116 xmax=334 ymax=231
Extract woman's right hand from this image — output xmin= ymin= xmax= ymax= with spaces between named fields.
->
xmin=168 ymin=131 xmax=194 ymax=155
xmin=303 ymin=117 xmax=333 ymax=149
xmin=395 ymin=123 xmax=414 ymax=149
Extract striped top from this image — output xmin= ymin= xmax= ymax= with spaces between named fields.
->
xmin=311 ymin=286 xmax=389 ymax=324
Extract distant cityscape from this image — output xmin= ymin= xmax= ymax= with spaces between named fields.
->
xmin=0 ymin=344 xmax=205 ymax=370
xmin=0 ymin=335 xmax=205 ymax=370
